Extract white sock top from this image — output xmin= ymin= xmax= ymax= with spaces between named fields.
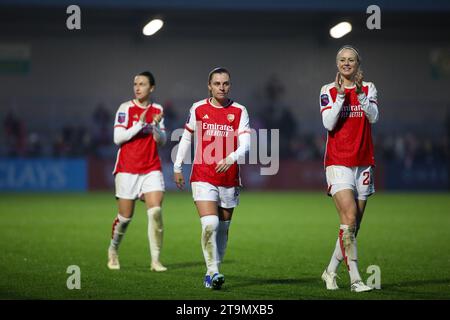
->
xmin=201 ymin=215 xmax=219 ymax=226
xmin=117 ymin=214 xmax=131 ymax=222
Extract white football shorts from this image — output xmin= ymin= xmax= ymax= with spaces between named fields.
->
xmin=325 ymin=165 xmax=375 ymax=200
xmin=191 ymin=181 xmax=240 ymax=209
xmin=115 ymin=170 xmax=165 ymax=200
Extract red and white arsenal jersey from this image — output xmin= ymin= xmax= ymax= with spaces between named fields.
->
xmin=320 ymin=82 xmax=378 ymax=167
xmin=113 ymin=100 xmax=165 ymax=175
xmin=185 ymin=98 xmax=250 ymax=187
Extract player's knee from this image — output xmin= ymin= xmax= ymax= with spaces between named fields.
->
xmin=201 ymin=215 xmax=219 ymax=232
xmin=343 ymin=208 xmax=356 ymax=218
xmin=339 ymin=202 xmax=357 ymax=221
xmin=147 ymin=207 xmax=162 ymax=222
xmin=345 ymin=216 xmax=357 ymax=227
xmin=205 ymin=221 xmax=219 ymax=232
xmin=340 ymin=209 xmax=356 ymax=226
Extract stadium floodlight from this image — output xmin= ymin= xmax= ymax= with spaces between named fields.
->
xmin=143 ymin=19 xmax=164 ymax=36
xmin=329 ymin=22 xmax=352 ymax=39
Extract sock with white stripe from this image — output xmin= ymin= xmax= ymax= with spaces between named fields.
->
xmin=110 ymin=214 xmax=131 ymax=251
xmin=339 ymin=224 xmax=362 ymax=283
xmin=327 ymin=222 xmax=362 ymax=274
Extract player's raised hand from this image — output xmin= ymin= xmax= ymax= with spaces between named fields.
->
xmin=153 ymin=112 xmax=164 ymax=125
xmin=355 ymin=70 xmax=364 ymax=94
xmin=139 ymin=107 xmax=150 ymax=123
xmin=215 ymin=156 xmax=235 ymax=173
xmin=174 ymin=172 xmax=185 ymax=190
xmin=335 ymin=72 xmax=345 ymax=94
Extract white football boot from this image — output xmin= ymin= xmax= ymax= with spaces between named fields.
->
xmin=351 ymin=280 xmax=373 ymax=292
xmin=107 ymin=248 xmax=120 ymax=270
xmin=321 ymin=269 xmax=339 ymax=290
xmin=151 ymin=261 xmax=167 ymax=272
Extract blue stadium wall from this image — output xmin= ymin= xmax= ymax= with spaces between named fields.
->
xmin=0 ymin=158 xmax=87 ymax=191
xmin=0 ymin=158 xmax=448 ymax=192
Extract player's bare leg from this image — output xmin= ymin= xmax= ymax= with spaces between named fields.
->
xmin=196 ymin=201 xmax=224 ymax=289
xmin=355 ymin=200 xmax=367 ymax=237
xmin=217 ymin=207 xmax=233 ymax=268
xmin=108 ymin=199 xmax=135 ymax=270
xmin=144 ymin=191 xmax=167 ymax=272
xmin=331 ymin=189 xmax=372 ymax=292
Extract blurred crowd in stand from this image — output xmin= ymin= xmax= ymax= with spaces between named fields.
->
xmin=2 ymin=76 xmax=449 ymax=171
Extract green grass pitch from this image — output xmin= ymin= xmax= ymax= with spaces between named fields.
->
xmin=0 ymin=191 xmax=449 ymax=300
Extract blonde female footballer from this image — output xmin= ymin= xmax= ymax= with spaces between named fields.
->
xmin=319 ymin=46 xmax=379 ymax=292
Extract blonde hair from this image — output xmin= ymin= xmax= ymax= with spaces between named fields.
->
xmin=336 ymin=45 xmax=361 ymax=65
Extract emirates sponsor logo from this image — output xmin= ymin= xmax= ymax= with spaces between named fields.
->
xmin=171 ymin=122 xmax=280 ymax=176
xmin=202 ymin=122 xmax=234 ymax=137
xmin=340 ymin=105 xmax=364 ymax=118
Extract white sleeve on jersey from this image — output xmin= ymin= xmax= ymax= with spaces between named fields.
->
xmin=185 ymin=105 xmax=197 ymax=132
xmin=228 ymin=132 xmax=251 ymax=163
xmin=358 ymin=82 xmax=379 ymax=124
xmin=113 ymin=104 xmax=144 ymax=146
xmin=228 ymin=107 xmax=251 ymax=162
xmin=237 ymin=107 xmax=250 ymax=134
xmin=174 ymin=105 xmax=197 ymax=172
xmin=321 ymin=85 xmax=345 ymax=131
xmin=173 ymin=128 xmax=192 ymax=173
xmin=114 ymin=122 xmax=145 ymax=146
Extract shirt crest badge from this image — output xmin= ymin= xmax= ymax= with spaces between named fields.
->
xmin=118 ymin=112 xmax=126 ymax=123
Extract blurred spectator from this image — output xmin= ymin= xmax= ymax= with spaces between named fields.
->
xmin=91 ymin=103 xmax=112 ymax=157
xmin=52 ymin=125 xmax=90 ymax=157
xmin=260 ymin=74 xmax=285 ymax=129
xmin=278 ymin=108 xmax=297 ymax=158
xmin=0 ymin=98 xmax=448 ymax=176
xmin=3 ymin=109 xmax=27 ymax=157
xmin=162 ymin=100 xmax=177 ymax=132
xmin=259 ymin=75 xmax=299 ymax=158
xmin=27 ymin=132 xmax=42 ymax=157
